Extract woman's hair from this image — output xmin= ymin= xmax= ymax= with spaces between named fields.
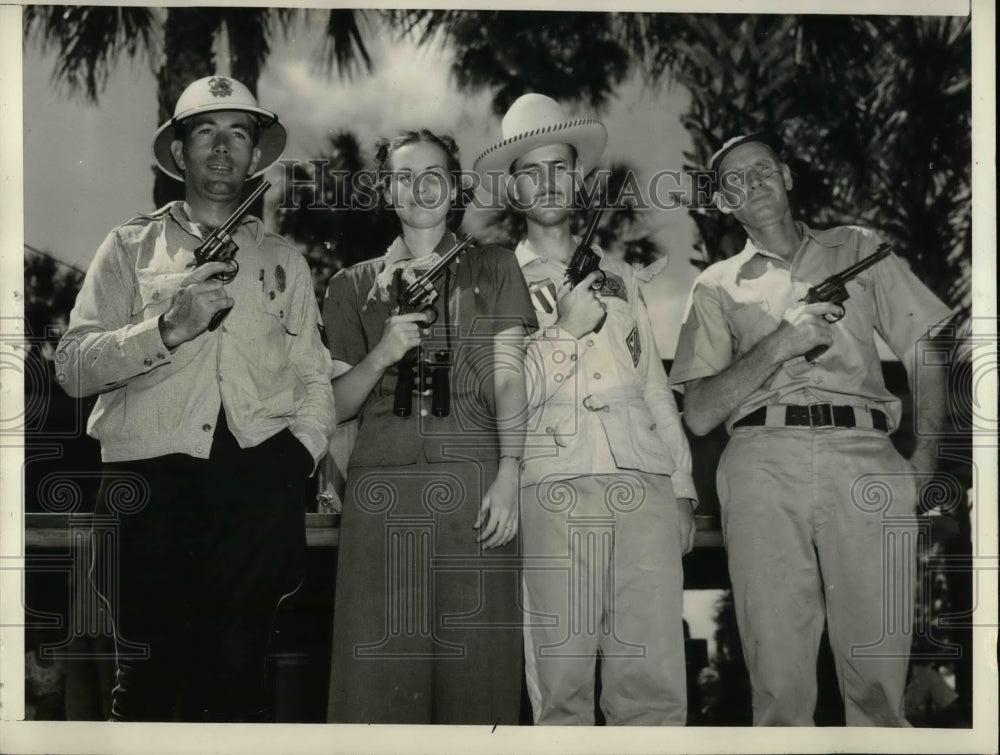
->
xmin=374 ymin=129 xmax=469 ymax=232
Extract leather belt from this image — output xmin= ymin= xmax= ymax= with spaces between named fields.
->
xmin=733 ymin=403 xmax=889 ymax=432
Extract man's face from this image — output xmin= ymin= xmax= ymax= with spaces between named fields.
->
xmin=383 ymin=140 xmax=456 ymax=231
xmin=509 ymin=143 xmax=578 ymax=226
xmin=170 ymin=111 xmax=260 ymax=205
xmin=716 ymin=141 xmax=793 ymax=228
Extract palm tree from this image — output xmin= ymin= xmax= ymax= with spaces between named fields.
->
xmin=24 ymin=6 xmax=376 ymax=205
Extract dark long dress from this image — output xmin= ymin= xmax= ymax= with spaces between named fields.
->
xmin=322 ymin=234 xmax=536 ymax=724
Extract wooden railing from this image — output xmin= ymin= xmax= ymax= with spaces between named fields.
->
xmin=22 ymin=512 xmax=724 ymax=549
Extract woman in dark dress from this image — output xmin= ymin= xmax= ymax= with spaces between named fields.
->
xmin=323 ymin=130 xmax=536 ymax=724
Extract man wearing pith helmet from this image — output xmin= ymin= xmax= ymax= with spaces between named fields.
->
xmin=56 ymin=76 xmax=335 ymax=721
xmin=670 ymin=131 xmax=952 ymax=725
xmin=475 ymin=93 xmax=697 ymax=725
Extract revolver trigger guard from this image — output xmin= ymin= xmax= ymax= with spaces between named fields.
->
xmin=421 ymin=305 xmax=439 ymax=327
xmin=591 ymin=270 xmax=606 ymax=291
xmin=217 ymin=259 xmax=239 ymax=283
xmin=824 ymin=310 xmax=845 ymax=324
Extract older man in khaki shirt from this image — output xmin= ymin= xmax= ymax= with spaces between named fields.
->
xmin=671 ymin=132 xmax=952 ymax=726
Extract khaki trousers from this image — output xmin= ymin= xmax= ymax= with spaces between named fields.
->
xmin=717 ymin=427 xmax=918 ymax=726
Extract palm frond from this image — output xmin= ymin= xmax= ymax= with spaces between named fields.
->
xmin=24 ymin=6 xmax=158 ymax=102
xmin=317 ymin=9 xmax=374 ymax=78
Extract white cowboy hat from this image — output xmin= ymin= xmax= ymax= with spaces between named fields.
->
xmin=152 ymin=76 xmax=287 ymax=182
xmin=473 ymin=93 xmax=607 ymax=184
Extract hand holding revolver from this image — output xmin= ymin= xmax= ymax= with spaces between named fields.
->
xmin=158 ymin=261 xmax=238 ymax=349
xmin=555 ymin=271 xmax=607 ymax=339
xmin=795 ymin=242 xmax=893 ymax=361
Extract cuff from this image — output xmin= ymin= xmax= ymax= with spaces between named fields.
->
xmin=670 ymin=474 xmax=699 ymax=506
xmin=127 ymin=317 xmax=173 ymax=374
xmin=291 ymin=421 xmax=329 ymax=477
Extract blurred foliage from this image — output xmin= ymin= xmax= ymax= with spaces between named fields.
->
xmin=23 ymin=250 xmax=84 ymax=349
xmin=396 ymin=12 xmax=970 ymax=314
xmin=275 ymin=131 xmax=399 ymax=301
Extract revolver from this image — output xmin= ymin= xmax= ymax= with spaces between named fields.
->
xmin=392 ymin=233 xmax=475 ymax=418
xmin=800 ymin=241 xmax=893 ymax=361
xmin=564 ymin=204 xmax=607 ymax=333
xmin=193 ymin=180 xmax=270 ymax=331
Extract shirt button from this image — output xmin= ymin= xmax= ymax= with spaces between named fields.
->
xmin=649 ymin=423 xmax=657 ymax=431
xmin=554 ymin=374 xmax=564 ymax=383
xmin=156 ymin=352 xmax=165 ymax=360
xmin=569 ymin=354 xmax=578 ymax=361
xmin=545 ymin=426 xmax=554 ymax=434
xmin=593 ymin=372 xmax=601 ymax=380
xmin=202 ymin=424 xmax=212 ymax=432
xmin=586 ymin=339 xmax=595 ymax=347
xmin=151 ymin=291 xmax=160 ymax=301
xmin=420 ymin=409 xmax=428 ymax=417
xmin=195 ymin=445 xmax=204 ymax=454
xmin=143 ymin=357 xmax=153 ymax=367
xmin=553 ymin=350 xmax=566 ymax=364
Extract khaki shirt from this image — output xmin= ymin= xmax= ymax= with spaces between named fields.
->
xmin=56 ymin=202 xmax=336 ymax=465
xmin=518 ymin=239 xmax=697 ymax=502
xmin=670 ymin=223 xmax=952 ymax=433
xmin=322 ymin=233 xmax=537 ymax=467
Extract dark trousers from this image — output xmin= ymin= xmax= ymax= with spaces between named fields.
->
xmin=92 ymin=414 xmax=312 ymax=721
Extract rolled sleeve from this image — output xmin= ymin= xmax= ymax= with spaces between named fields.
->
xmin=871 ymin=245 xmax=954 ymax=360
xmin=56 ymin=230 xmax=174 ymax=398
xmin=669 ymin=280 xmax=733 ymax=387
xmin=322 ymin=269 xmax=368 ymax=367
xmin=489 ymin=248 xmax=539 ymax=335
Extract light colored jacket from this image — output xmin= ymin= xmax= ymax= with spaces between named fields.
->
xmin=56 ymin=202 xmax=335 ymax=465
xmin=517 ymin=240 xmax=697 ymax=503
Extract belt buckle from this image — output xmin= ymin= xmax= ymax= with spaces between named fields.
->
xmin=808 ymin=402 xmax=834 ymax=428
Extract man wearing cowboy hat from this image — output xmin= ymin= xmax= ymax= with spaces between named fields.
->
xmin=56 ymin=76 xmax=335 ymax=721
xmin=670 ymin=132 xmax=951 ymax=725
xmin=475 ymin=93 xmax=697 ymax=725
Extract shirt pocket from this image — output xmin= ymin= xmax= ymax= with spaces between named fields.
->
xmin=600 ymin=402 xmax=673 ymax=474
xmin=727 ymin=301 xmax=779 ymax=358
xmin=260 ymin=264 xmax=303 ymax=336
xmin=839 ymin=277 xmax=876 ymax=343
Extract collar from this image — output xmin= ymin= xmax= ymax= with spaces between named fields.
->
xmin=161 ymin=201 xmax=264 ymax=245
xmin=385 ymin=231 xmax=458 ymax=265
xmin=736 ymin=220 xmax=817 ymax=269
xmin=514 ymin=236 xmax=604 ymax=269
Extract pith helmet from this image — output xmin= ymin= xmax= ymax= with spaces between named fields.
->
xmin=152 ymin=76 xmax=287 ymax=182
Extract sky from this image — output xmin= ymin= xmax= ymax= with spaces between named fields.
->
xmin=22 ymin=11 xmax=703 ymax=359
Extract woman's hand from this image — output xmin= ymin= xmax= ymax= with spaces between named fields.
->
xmin=370 ymin=312 xmax=428 ymax=370
xmin=474 ymin=462 xmax=520 ymax=549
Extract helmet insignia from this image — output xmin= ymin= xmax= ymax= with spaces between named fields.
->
xmin=207 ymin=77 xmax=234 ymax=98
